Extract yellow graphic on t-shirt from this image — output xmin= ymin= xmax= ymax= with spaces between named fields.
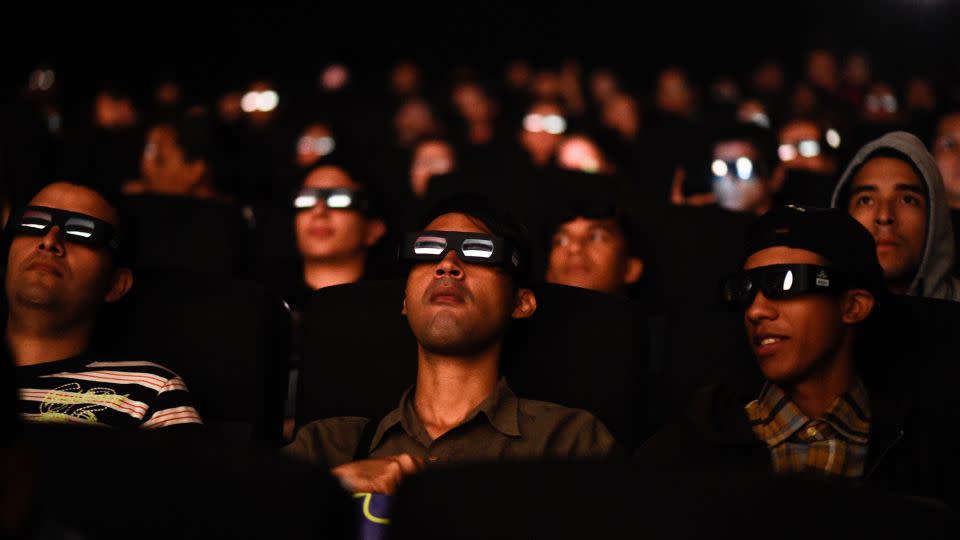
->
xmin=36 ymin=383 xmax=130 ymax=425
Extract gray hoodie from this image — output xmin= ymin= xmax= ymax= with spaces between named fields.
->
xmin=831 ymin=131 xmax=960 ymax=302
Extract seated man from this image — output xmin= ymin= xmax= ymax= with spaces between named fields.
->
xmin=8 ymin=181 xmax=202 ymax=429
xmin=672 ymin=122 xmax=779 ymax=213
xmin=290 ymin=162 xmax=386 ymax=305
xmin=638 ymin=205 xmax=956 ymax=508
xmin=708 ymin=123 xmax=779 ymax=215
xmin=286 ymin=196 xmax=617 ymax=494
xmin=544 ymin=204 xmax=643 ymax=297
xmin=831 ymin=131 xmax=960 ymax=301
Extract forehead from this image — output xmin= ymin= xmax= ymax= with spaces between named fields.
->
xmin=425 ymin=213 xmax=492 ymax=235
xmin=302 ymin=124 xmax=331 ymax=137
xmin=780 ymin=121 xmax=819 ymax=141
xmin=302 ymin=166 xmax=359 ymax=189
xmin=745 ymin=246 xmax=829 ymax=270
xmin=415 ymin=141 xmax=453 ymax=157
xmin=558 ymin=216 xmax=623 ymax=236
xmin=937 ymin=114 xmax=960 ymax=135
xmin=29 ymin=182 xmax=118 ymax=226
xmin=528 ymin=103 xmax=562 ymax=116
xmin=851 ymin=156 xmax=922 ymax=188
xmin=714 ymin=140 xmax=758 ymax=159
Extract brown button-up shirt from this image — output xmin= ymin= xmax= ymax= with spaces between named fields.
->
xmin=286 ymin=378 xmax=617 ymax=467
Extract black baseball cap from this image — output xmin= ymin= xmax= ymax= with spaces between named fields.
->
xmin=743 ymin=205 xmax=886 ymax=296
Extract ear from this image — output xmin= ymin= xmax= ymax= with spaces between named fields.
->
xmin=401 ymin=297 xmax=407 ymax=316
xmin=105 ymin=267 xmax=133 ymax=303
xmin=624 ymin=256 xmax=644 ymax=285
xmin=186 ymin=161 xmax=207 ymax=185
xmin=365 ymin=218 xmax=387 ymax=247
xmin=840 ymin=289 xmax=875 ymax=325
xmin=511 ymin=288 xmax=538 ymax=319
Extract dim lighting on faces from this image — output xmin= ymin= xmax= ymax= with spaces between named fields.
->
xmin=28 ymin=69 xmax=55 ymax=92
xmin=747 ymin=111 xmax=770 ymax=129
xmin=241 ymin=89 xmax=279 ymax=113
xmin=297 ymin=135 xmax=336 ymax=157
xmin=523 ymin=113 xmax=567 ymax=135
xmin=865 ymin=94 xmax=897 ymax=114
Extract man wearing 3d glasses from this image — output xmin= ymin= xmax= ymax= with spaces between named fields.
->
xmin=292 ymin=163 xmax=386 ymax=298
xmin=286 ymin=196 xmax=616 ymax=494
xmin=638 ymin=205 xmax=957 ymax=508
xmin=7 ymin=181 xmax=202 ymax=428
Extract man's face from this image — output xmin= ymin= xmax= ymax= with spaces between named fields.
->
xmin=712 ymin=141 xmax=770 ymax=214
xmin=545 ymin=217 xmax=641 ymax=295
xmin=6 ymin=183 xmax=125 ymax=317
xmin=743 ymin=247 xmax=848 ymax=385
xmin=141 ymin=125 xmax=203 ymax=193
xmin=520 ymin=103 xmax=565 ymax=165
xmin=403 ymin=213 xmax=526 ymax=356
xmin=778 ymin=121 xmax=829 ymax=172
xmin=655 ymin=69 xmax=693 ymax=116
xmin=410 ymin=142 xmax=455 ymax=198
xmin=933 ymin=114 xmax=960 ymax=202
xmin=847 ymin=156 xmax=927 ymax=285
xmin=294 ymin=167 xmax=383 ymax=263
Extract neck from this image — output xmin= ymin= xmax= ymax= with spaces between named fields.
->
xmin=303 ymin=255 xmax=366 ymax=290
xmin=413 ymin=342 xmax=501 ymax=440
xmin=949 ymin=195 xmax=960 ymax=211
xmin=782 ymin=335 xmax=856 ymax=419
xmin=6 ymin=310 xmax=93 ymax=367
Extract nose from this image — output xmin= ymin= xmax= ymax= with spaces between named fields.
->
xmin=434 ymin=250 xmax=464 ymax=280
xmin=745 ymin=290 xmax=778 ymax=325
xmin=875 ymin=198 xmax=895 ymax=226
xmin=38 ymin=225 xmax=65 ymax=256
xmin=308 ymin=199 xmax=329 ymax=217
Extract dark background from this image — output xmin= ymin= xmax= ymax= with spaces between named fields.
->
xmin=2 ymin=0 xmax=958 ymax=104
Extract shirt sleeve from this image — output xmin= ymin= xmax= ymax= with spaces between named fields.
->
xmin=283 ymin=417 xmax=370 ymax=468
xmin=141 ymin=375 xmax=204 ymax=429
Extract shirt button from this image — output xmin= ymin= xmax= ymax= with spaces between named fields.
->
xmin=806 ymin=426 xmax=819 ymax=438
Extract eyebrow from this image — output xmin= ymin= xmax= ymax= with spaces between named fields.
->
xmin=849 ymin=183 xmax=927 ymax=196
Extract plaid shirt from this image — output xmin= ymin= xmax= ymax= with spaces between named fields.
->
xmin=745 ymin=378 xmax=871 ymax=478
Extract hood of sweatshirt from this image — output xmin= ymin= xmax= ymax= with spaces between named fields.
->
xmin=831 ymin=131 xmax=960 ymax=301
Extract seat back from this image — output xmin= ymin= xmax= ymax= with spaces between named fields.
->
xmin=97 ymin=271 xmax=291 ymax=445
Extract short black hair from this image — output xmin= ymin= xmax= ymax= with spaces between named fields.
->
xmin=3 ymin=180 xmax=135 ymax=269
xmin=413 ymin=194 xmax=532 ymax=288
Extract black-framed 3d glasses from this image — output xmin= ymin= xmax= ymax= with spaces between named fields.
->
xmin=400 ymin=230 xmax=520 ymax=271
xmin=10 ymin=206 xmax=119 ymax=253
xmin=721 ymin=264 xmax=844 ymax=308
xmin=293 ymin=188 xmax=368 ymax=212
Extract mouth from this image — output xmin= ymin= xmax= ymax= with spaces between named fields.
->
xmin=309 ymin=227 xmax=334 ymax=238
xmin=26 ymin=261 xmax=64 ymax=278
xmin=429 ymin=291 xmax=466 ymax=305
xmin=752 ymin=334 xmax=789 ymax=356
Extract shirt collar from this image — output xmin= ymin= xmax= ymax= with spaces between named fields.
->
xmin=745 ymin=378 xmax=871 ymax=447
xmin=366 ymin=377 xmax=521 ymax=453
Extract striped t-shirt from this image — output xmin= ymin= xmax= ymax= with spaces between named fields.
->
xmin=16 ymin=355 xmax=203 ymax=429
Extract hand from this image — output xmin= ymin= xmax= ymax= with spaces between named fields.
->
xmin=330 ymin=454 xmax=424 ymax=495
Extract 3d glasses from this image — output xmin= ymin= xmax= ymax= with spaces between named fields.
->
xmin=778 ymin=129 xmax=842 ymax=162
xmin=293 ymin=188 xmax=368 ymax=212
xmin=522 ymin=113 xmax=567 ymax=135
xmin=10 ymin=206 xmax=119 ymax=253
xmin=721 ymin=264 xmax=843 ymax=308
xmin=400 ymin=230 xmax=520 ymax=272
xmin=711 ymin=157 xmax=757 ymax=181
